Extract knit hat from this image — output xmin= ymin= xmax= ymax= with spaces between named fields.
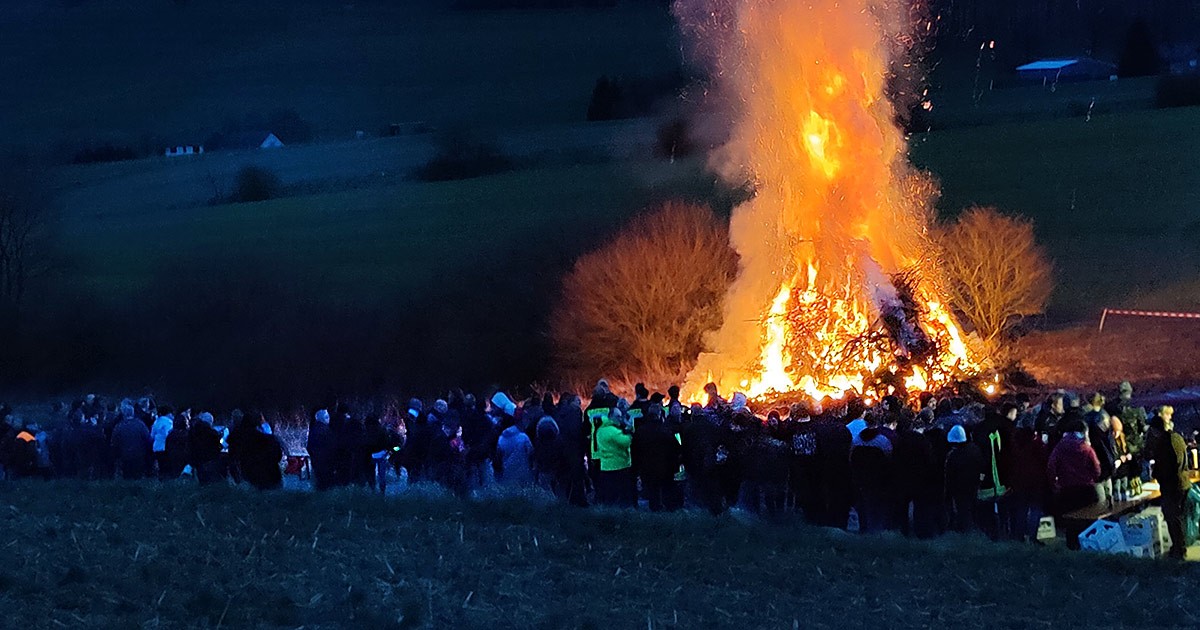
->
xmin=491 ymin=391 xmax=516 ymax=417
xmin=947 ymin=425 xmax=968 ymax=444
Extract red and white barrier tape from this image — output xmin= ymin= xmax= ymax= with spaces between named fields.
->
xmin=1099 ymin=308 xmax=1200 ymax=332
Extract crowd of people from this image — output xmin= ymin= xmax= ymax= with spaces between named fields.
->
xmin=0 ymin=379 xmax=1194 ymax=558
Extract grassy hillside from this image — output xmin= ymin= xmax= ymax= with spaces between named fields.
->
xmin=0 ymin=0 xmax=679 ymax=151
xmin=51 ymin=157 xmax=728 ymax=306
xmin=50 ymin=105 xmax=1200 ymax=321
xmin=0 ymin=481 xmax=1194 ymax=629
xmin=911 ymin=106 xmax=1200 ymax=321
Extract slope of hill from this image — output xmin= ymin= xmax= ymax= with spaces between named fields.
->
xmin=0 ymin=482 xmax=1194 ymax=629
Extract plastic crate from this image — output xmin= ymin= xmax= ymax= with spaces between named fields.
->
xmin=1140 ymin=506 xmax=1172 ymax=549
xmin=1122 ymin=517 xmax=1164 ymax=557
xmin=1036 ymin=516 xmax=1057 ymax=541
xmin=1079 ymin=519 xmax=1127 ymax=554
xmin=1127 ymin=542 xmax=1162 ymax=558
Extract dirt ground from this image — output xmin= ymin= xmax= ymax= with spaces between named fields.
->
xmin=1017 ymin=318 xmax=1200 ymax=393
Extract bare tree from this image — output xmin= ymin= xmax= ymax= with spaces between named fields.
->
xmin=550 ymin=202 xmax=738 ymax=388
xmin=0 ymin=166 xmax=52 ymax=316
xmin=939 ymin=206 xmax=1053 ymax=357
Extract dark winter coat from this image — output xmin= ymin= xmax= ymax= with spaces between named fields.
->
xmin=1149 ymin=427 xmax=1192 ymax=496
xmin=365 ymin=420 xmax=392 ymax=457
xmin=632 ymin=418 xmax=682 ymax=484
xmin=680 ymin=412 xmax=721 ymax=476
xmin=1008 ymin=427 xmax=1050 ymax=501
xmin=401 ymin=419 xmax=435 ymax=480
xmin=815 ymin=418 xmax=853 ymax=495
xmin=744 ymin=430 xmax=790 ymax=486
xmin=850 ymin=440 xmax=894 ymax=497
xmin=555 ymin=405 xmax=586 ymax=464
xmin=428 ymin=429 xmax=467 ymax=495
xmin=1087 ymin=423 xmax=1117 ymax=482
xmin=77 ymin=422 xmax=109 ymax=478
xmin=973 ymin=414 xmax=1010 ymax=496
xmin=164 ymin=426 xmax=190 ymax=478
xmin=462 ymin=407 xmax=497 ymax=466
xmin=226 ymin=423 xmax=258 ymax=480
xmin=944 ymin=443 xmax=985 ymax=500
xmin=893 ymin=429 xmax=941 ymax=500
xmin=8 ymin=431 xmax=39 ymax=478
xmin=306 ymin=421 xmax=336 ymax=489
xmin=188 ymin=422 xmax=223 ymax=467
xmin=239 ymin=430 xmax=284 ymax=490
xmin=110 ymin=417 xmax=151 ymax=477
xmin=534 ymin=417 xmax=565 ymax=479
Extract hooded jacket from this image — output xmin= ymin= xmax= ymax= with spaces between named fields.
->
xmin=150 ymin=416 xmax=173 ymax=453
xmin=595 ymin=416 xmax=633 ymax=472
xmin=534 ymin=417 xmax=564 ymax=478
xmin=496 ymin=424 xmax=534 ymax=485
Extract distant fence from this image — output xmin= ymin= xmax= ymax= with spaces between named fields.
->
xmin=1097 ymin=308 xmax=1200 ymax=333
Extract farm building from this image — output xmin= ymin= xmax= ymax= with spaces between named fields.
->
xmin=230 ymin=131 xmax=284 ymax=150
xmin=1015 ymin=58 xmax=1117 ymax=83
xmin=165 ymin=144 xmax=203 ymax=157
xmin=212 ymin=131 xmax=285 ymax=151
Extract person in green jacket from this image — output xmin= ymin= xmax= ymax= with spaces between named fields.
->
xmin=595 ymin=408 xmax=636 ymax=507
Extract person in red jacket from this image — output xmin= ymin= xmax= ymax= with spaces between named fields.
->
xmin=1046 ymin=417 xmax=1101 ymax=516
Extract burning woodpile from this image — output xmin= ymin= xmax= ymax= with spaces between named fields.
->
xmin=677 ymin=0 xmax=980 ymax=403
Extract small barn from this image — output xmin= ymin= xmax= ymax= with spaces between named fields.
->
xmin=1015 ymin=58 xmax=1117 ymax=83
xmin=221 ymin=131 xmax=285 ymax=151
xmin=165 ymin=144 xmax=204 ymax=157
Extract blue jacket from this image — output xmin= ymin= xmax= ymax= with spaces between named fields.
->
xmin=496 ymin=425 xmax=534 ymax=485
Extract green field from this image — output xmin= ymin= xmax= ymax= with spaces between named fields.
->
xmin=10 ymin=0 xmax=1199 ymax=325
xmin=0 ymin=481 xmax=1194 ymax=629
xmin=45 ymin=104 xmax=1200 ymax=323
xmin=51 ymin=157 xmax=733 ymax=307
xmin=912 ymin=106 xmax=1200 ymax=320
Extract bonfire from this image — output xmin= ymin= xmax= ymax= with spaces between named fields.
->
xmin=678 ymin=0 xmax=979 ymax=403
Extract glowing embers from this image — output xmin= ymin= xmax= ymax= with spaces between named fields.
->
xmin=737 ymin=264 xmax=977 ymax=403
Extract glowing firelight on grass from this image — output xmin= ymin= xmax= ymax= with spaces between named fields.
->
xmin=677 ymin=0 xmax=979 ymax=404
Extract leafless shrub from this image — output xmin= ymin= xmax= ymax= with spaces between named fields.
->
xmin=550 ymin=202 xmax=738 ymax=387
xmin=939 ymin=206 xmax=1053 ymax=356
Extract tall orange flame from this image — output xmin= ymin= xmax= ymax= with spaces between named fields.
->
xmin=679 ymin=0 xmax=976 ymax=402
